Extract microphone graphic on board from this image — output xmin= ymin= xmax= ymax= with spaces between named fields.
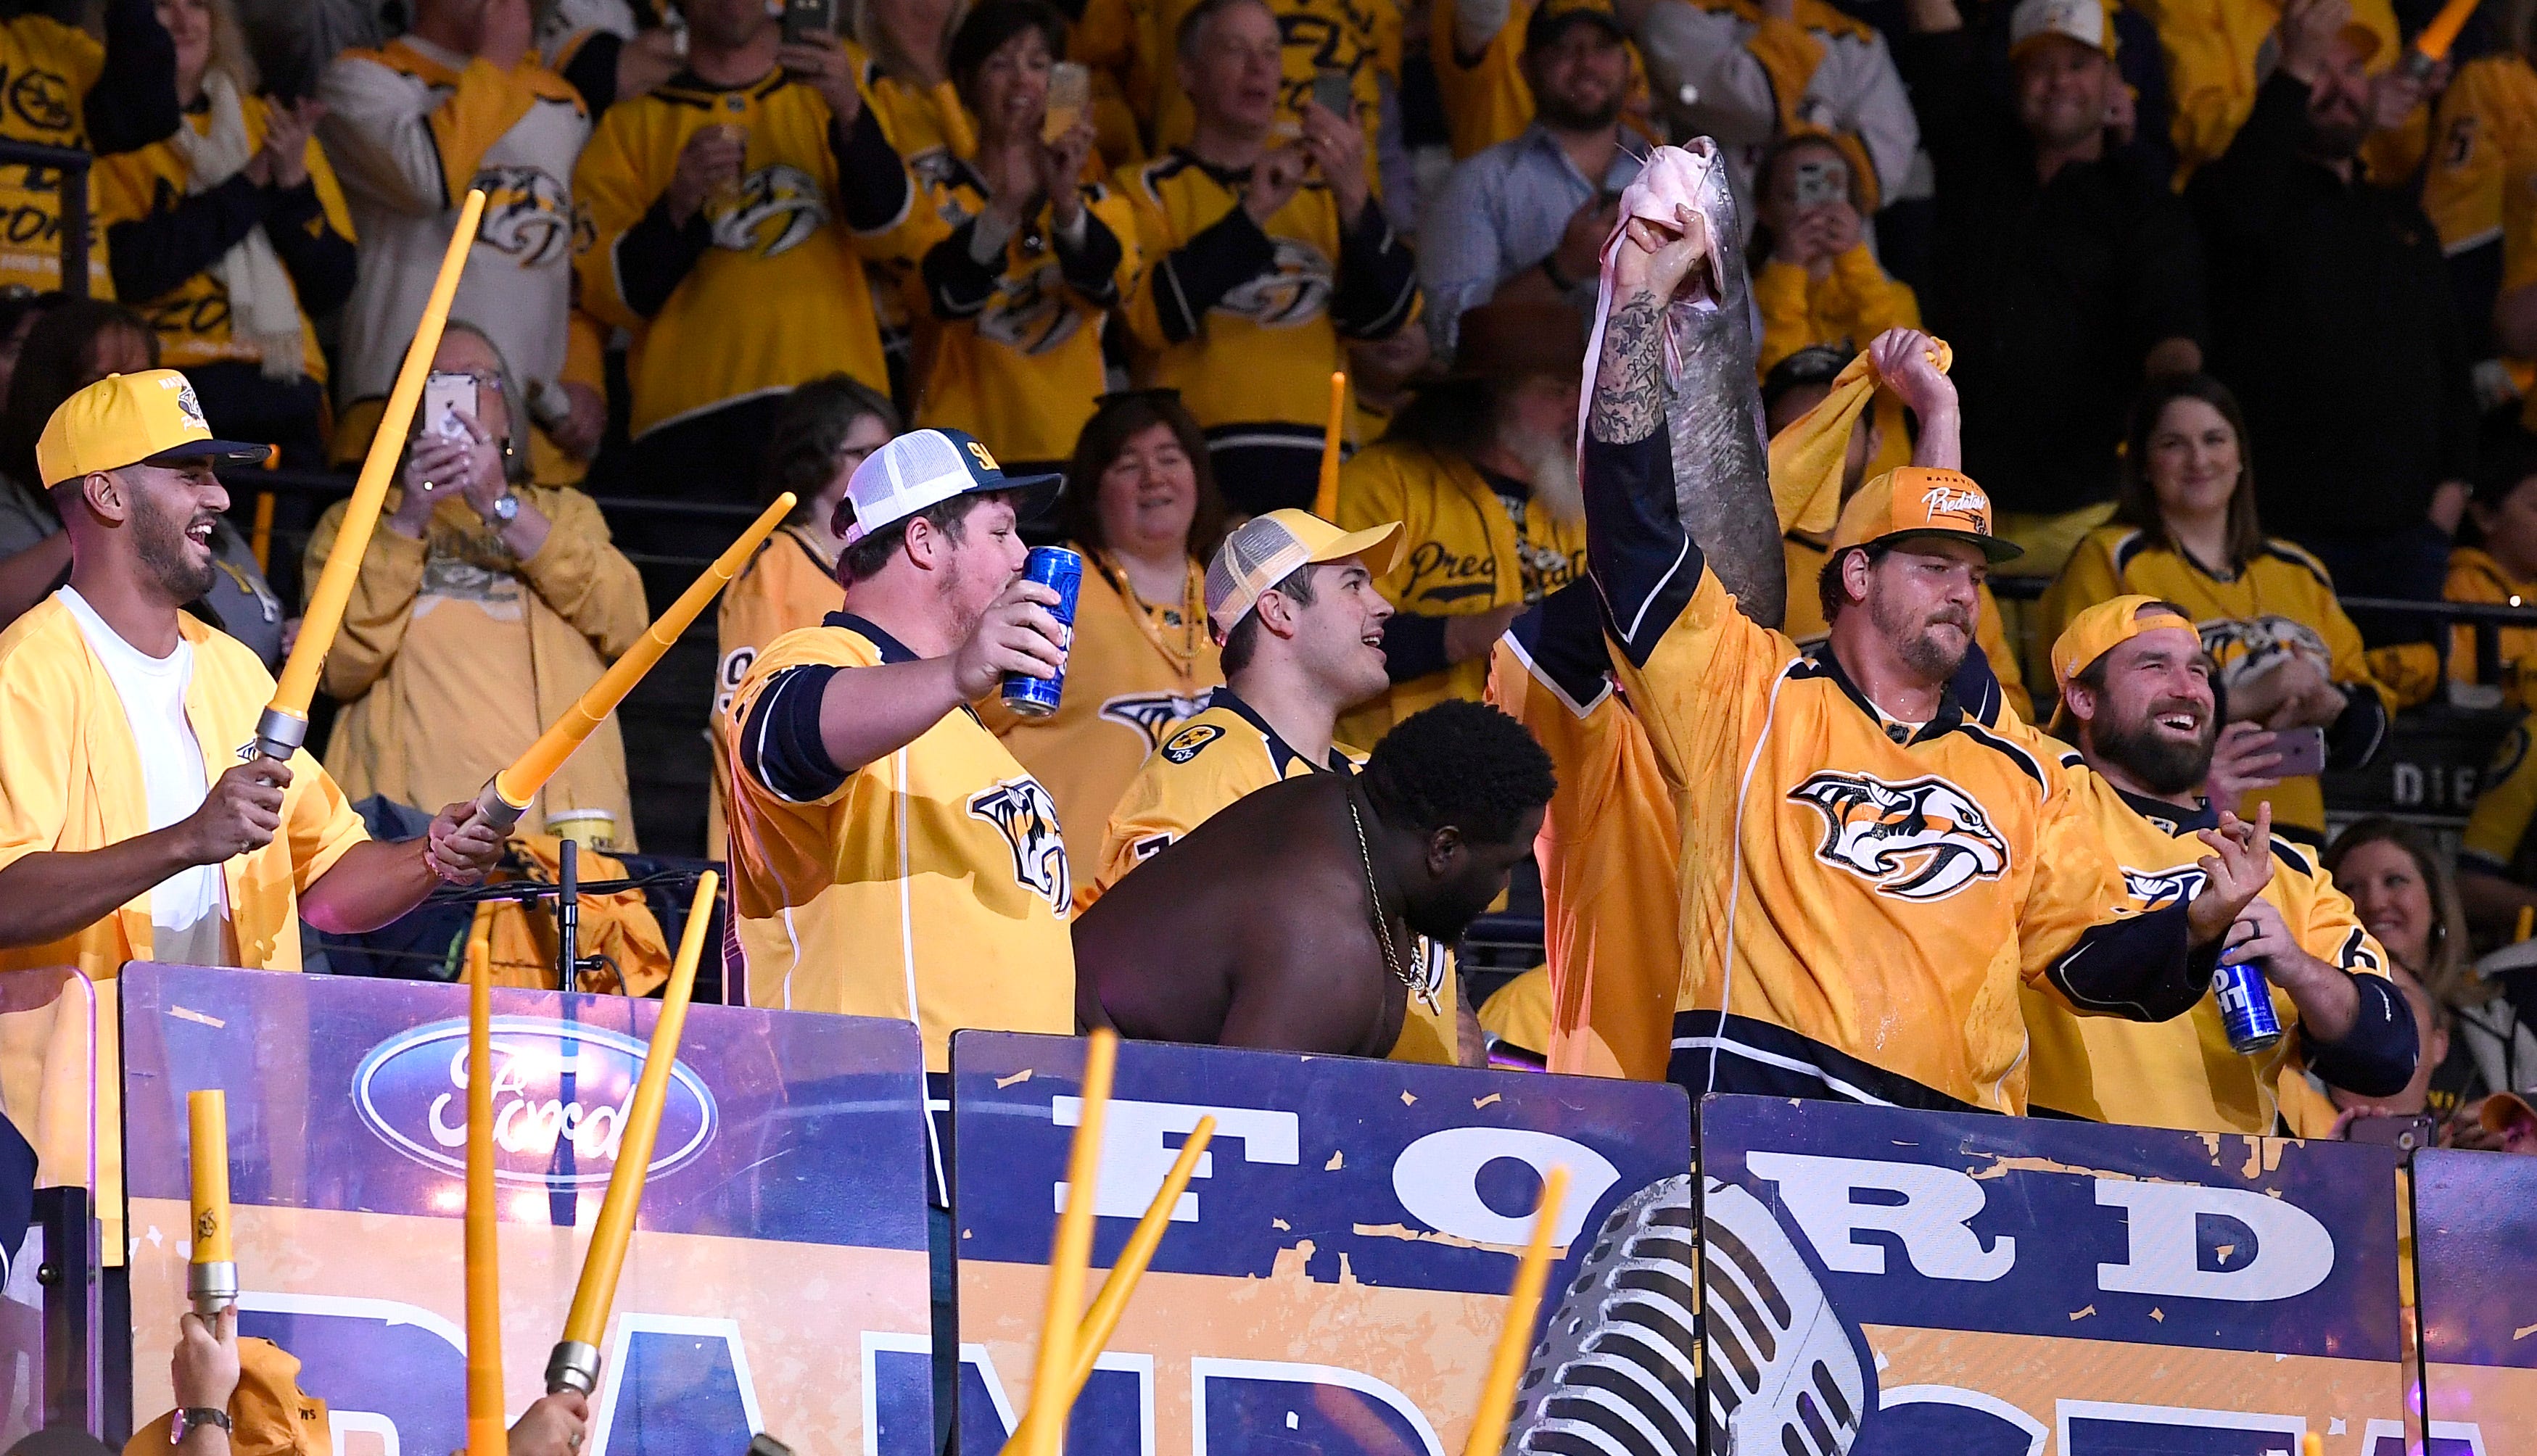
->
xmin=1501 ymin=1174 xmax=1869 ymax=1456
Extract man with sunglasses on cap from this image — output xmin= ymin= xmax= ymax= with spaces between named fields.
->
xmin=1582 ymin=210 xmax=2274 ymax=1114
xmin=1087 ymin=508 xmax=1479 ymax=1064
xmin=2019 ymin=595 xmax=2417 ymax=1134
xmin=0 ymin=370 xmax=508 ymax=983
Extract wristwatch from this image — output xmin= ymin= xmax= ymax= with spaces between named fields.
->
xmin=482 ymin=490 xmax=521 ymax=525
xmin=174 ymin=1407 xmax=232 ymax=1441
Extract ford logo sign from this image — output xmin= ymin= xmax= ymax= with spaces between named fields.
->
xmin=352 ymin=1016 xmax=717 ymax=1188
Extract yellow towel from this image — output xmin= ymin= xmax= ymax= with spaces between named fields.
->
xmin=1768 ymin=337 xmax=1952 ymax=538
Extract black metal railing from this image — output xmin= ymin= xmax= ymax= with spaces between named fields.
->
xmin=0 ymin=137 xmax=91 ymax=297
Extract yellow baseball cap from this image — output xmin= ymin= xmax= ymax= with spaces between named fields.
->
xmin=2049 ymin=594 xmax=2200 ymax=695
xmin=37 ymin=369 xmax=270 ymax=489
xmin=1829 ymin=466 xmax=2023 ymax=563
xmin=1205 ymin=508 xmax=1406 ymax=638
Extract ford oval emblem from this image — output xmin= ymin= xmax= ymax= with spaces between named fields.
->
xmin=351 ymin=1015 xmax=716 ymax=1187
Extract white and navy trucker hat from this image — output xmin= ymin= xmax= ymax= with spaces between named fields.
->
xmin=838 ymin=427 xmax=1063 ymax=545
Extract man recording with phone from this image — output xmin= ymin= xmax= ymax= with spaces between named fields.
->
xmin=1118 ymin=0 xmax=1420 ymax=514
xmin=1420 ymin=0 xmax=1641 ymax=358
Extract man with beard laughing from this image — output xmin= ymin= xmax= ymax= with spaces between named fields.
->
xmin=0 ymin=370 xmax=508 ymax=983
xmin=2021 ymin=595 xmax=2419 ymax=1134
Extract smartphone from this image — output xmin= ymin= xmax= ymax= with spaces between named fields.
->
xmin=1791 ymin=156 xmax=1847 ymax=209
xmin=1043 ymin=61 xmax=1090 ymax=144
xmin=2268 ymin=725 xmax=2330 ymax=779
xmin=2346 ymin=1112 xmax=2437 ymax=1151
xmin=780 ymin=0 xmax=836 ymax=45
xmin=421 ymin=370 xmax=477 ymax=442
xmin=1311 ymin=68 xmax=1354 ymax=120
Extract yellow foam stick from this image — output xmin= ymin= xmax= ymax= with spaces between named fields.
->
xmin=1003 ymin=1030 xmax=1118 ymax=1456
xmin=1063 ymin=1116 xmax=1216 ymax=1402
xmin=466 ymin=919 xmax=509 ymax=1456
xmin=2415 ymin=0 xmax=2478 ymax=62
xmin=2516 ymin=903 xmax=2531 ymax=943
xmin=548 ymin=871 xmax=717 ymax=1396
xmin=474 ymin=493 xmax=796 ymax=830
xmin=2302 ymin=1436 xmax=2323 ymax=1456
xmin=257 ymin=190 xmax=486 ymax=764
xmin=1312 ymin=371 xmax=1348 ymax=521
xmin=1461 ymin=1165 xmax=1572 ymax=1456
xmin=187 ymin=1089 xmax=236 ymax=1318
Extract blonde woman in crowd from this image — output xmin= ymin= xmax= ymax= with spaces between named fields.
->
xmin=310 ymin=323 xmax=649 ymax=847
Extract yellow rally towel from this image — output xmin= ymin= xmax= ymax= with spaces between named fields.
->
xmin=1768 ymin=336 xmax=1953 ymax=538
xmin=128 ymin=1336 xmax=333 ymax=1456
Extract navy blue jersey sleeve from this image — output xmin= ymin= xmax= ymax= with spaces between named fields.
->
xmin=2043 ymin=902 xmax=2216 ymax=1022
xmin=737 ymin=663 xmax=847 ymax=803
xmin=2301 ymin=969 xmax=2420 ymax=1099
xmin=1582 ymin=429 xmax=1701 ymax=670
xmin=1504 ymin=581 xmax=1605 ymax=708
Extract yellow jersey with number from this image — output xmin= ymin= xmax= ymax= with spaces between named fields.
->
xmin=978 ymin=548 xmax=1221 ymax=893
xmin=722 ymin=613 xmax=1074 ymax=1070
xmin=2021 ymin=762 xmax=2392 ymax=1133
xmin=708 ymin=524 xmax=842 ymax=858
xmin=1091 ymin=684 xmax=1463 ymax=1063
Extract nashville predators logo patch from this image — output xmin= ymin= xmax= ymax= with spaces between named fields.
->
xmin=1216 ymin=239 xmax=1332 ymax=328
xmin=1158 ymin=723 xmax=1225 ymax=764
xmin=2120 ymin=865 xmax=2208 ymax=911
xmin=709 ymin=164 xmax=830 ymax=259
xmin=471 ymin=165 xmax=574 ymax=267
xmin=1102 ymin=692 xmax=1212 ymax=754
xmin=1788 ymin=772 xmax=2010 ymax=901
xmin=969 ymin=777 xmax=1071 ymax=912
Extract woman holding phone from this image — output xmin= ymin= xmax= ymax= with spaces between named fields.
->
xmin=306 ymin=323 xmax=650 ymax=848
xmin=2037 ymin=373 xmax=2401 ymax=844
xmin=911 ymin=0 xmax=1139 ymax=483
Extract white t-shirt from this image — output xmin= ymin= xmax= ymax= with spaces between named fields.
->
xmin=57 ymin=588 xmax=231 ymax=967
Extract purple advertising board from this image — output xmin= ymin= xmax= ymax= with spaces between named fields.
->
xmin=1696 ymin=1093 xmax=2409 ymax=1456
xmin=946 ymin=1029 xmax=1695 ymax=1456
xmin=118 ymin=962 xmax=933 ymax=1456
xmin=2412 ymin=1146 xmax=2537 ymax=1456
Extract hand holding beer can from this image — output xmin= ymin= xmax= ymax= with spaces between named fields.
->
xmin=1003 ymin=545 xmax=1082 ymax=717
xmin=2212 ymin=959 xmax=2283 ymax=1054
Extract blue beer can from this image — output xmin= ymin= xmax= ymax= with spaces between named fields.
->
xmin=2212 ymin=961 xmax=2283 ymax=1054
xmin=1002 ymin=545 xmax=1082 ymax=718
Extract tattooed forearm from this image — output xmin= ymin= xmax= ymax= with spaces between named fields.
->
xmin=1589 ymin=293 xmax=1665 ymax=444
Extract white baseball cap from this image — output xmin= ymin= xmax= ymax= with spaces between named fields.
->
xmin=1204 ymin=508 xmax=1405 ymax=638
xmin=838 ymin=427 xmax=1063 ymax=545
xmin=2009 ymin=0 xmax=2105 ymax=54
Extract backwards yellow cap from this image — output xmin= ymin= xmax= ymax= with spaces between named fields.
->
xmin=2050 ymin=594 xmax=2201 ymax=695
xmin=1205 ymin=508 xmax=1406 ymax=638
xmin=36 ymin=369 xmax=268 ymax=489
xmin=1829 ymin=466 xmax=2023 ymax=563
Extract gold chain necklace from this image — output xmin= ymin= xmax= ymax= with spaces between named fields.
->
xmin=1348 ymin=795 xmax=1439 ymax=1012
xmin=1094 ymin=549 xmax=1206 ymax=669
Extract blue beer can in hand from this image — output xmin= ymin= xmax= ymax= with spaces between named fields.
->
xmin=1002 ymin=545 xmax=1082 ymax=718
xmin=2213 ymin=961 xmax=2283 ymax=1054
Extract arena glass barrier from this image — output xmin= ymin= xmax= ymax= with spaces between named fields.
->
xmin=114 ymin=961 xmax=934 ymax=1454
xmin=2414 ymin=1146 xmax=2537 ymax=1449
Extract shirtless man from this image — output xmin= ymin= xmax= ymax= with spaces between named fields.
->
xmin=1073 ymin=698 xmax=1555 ymax=1055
